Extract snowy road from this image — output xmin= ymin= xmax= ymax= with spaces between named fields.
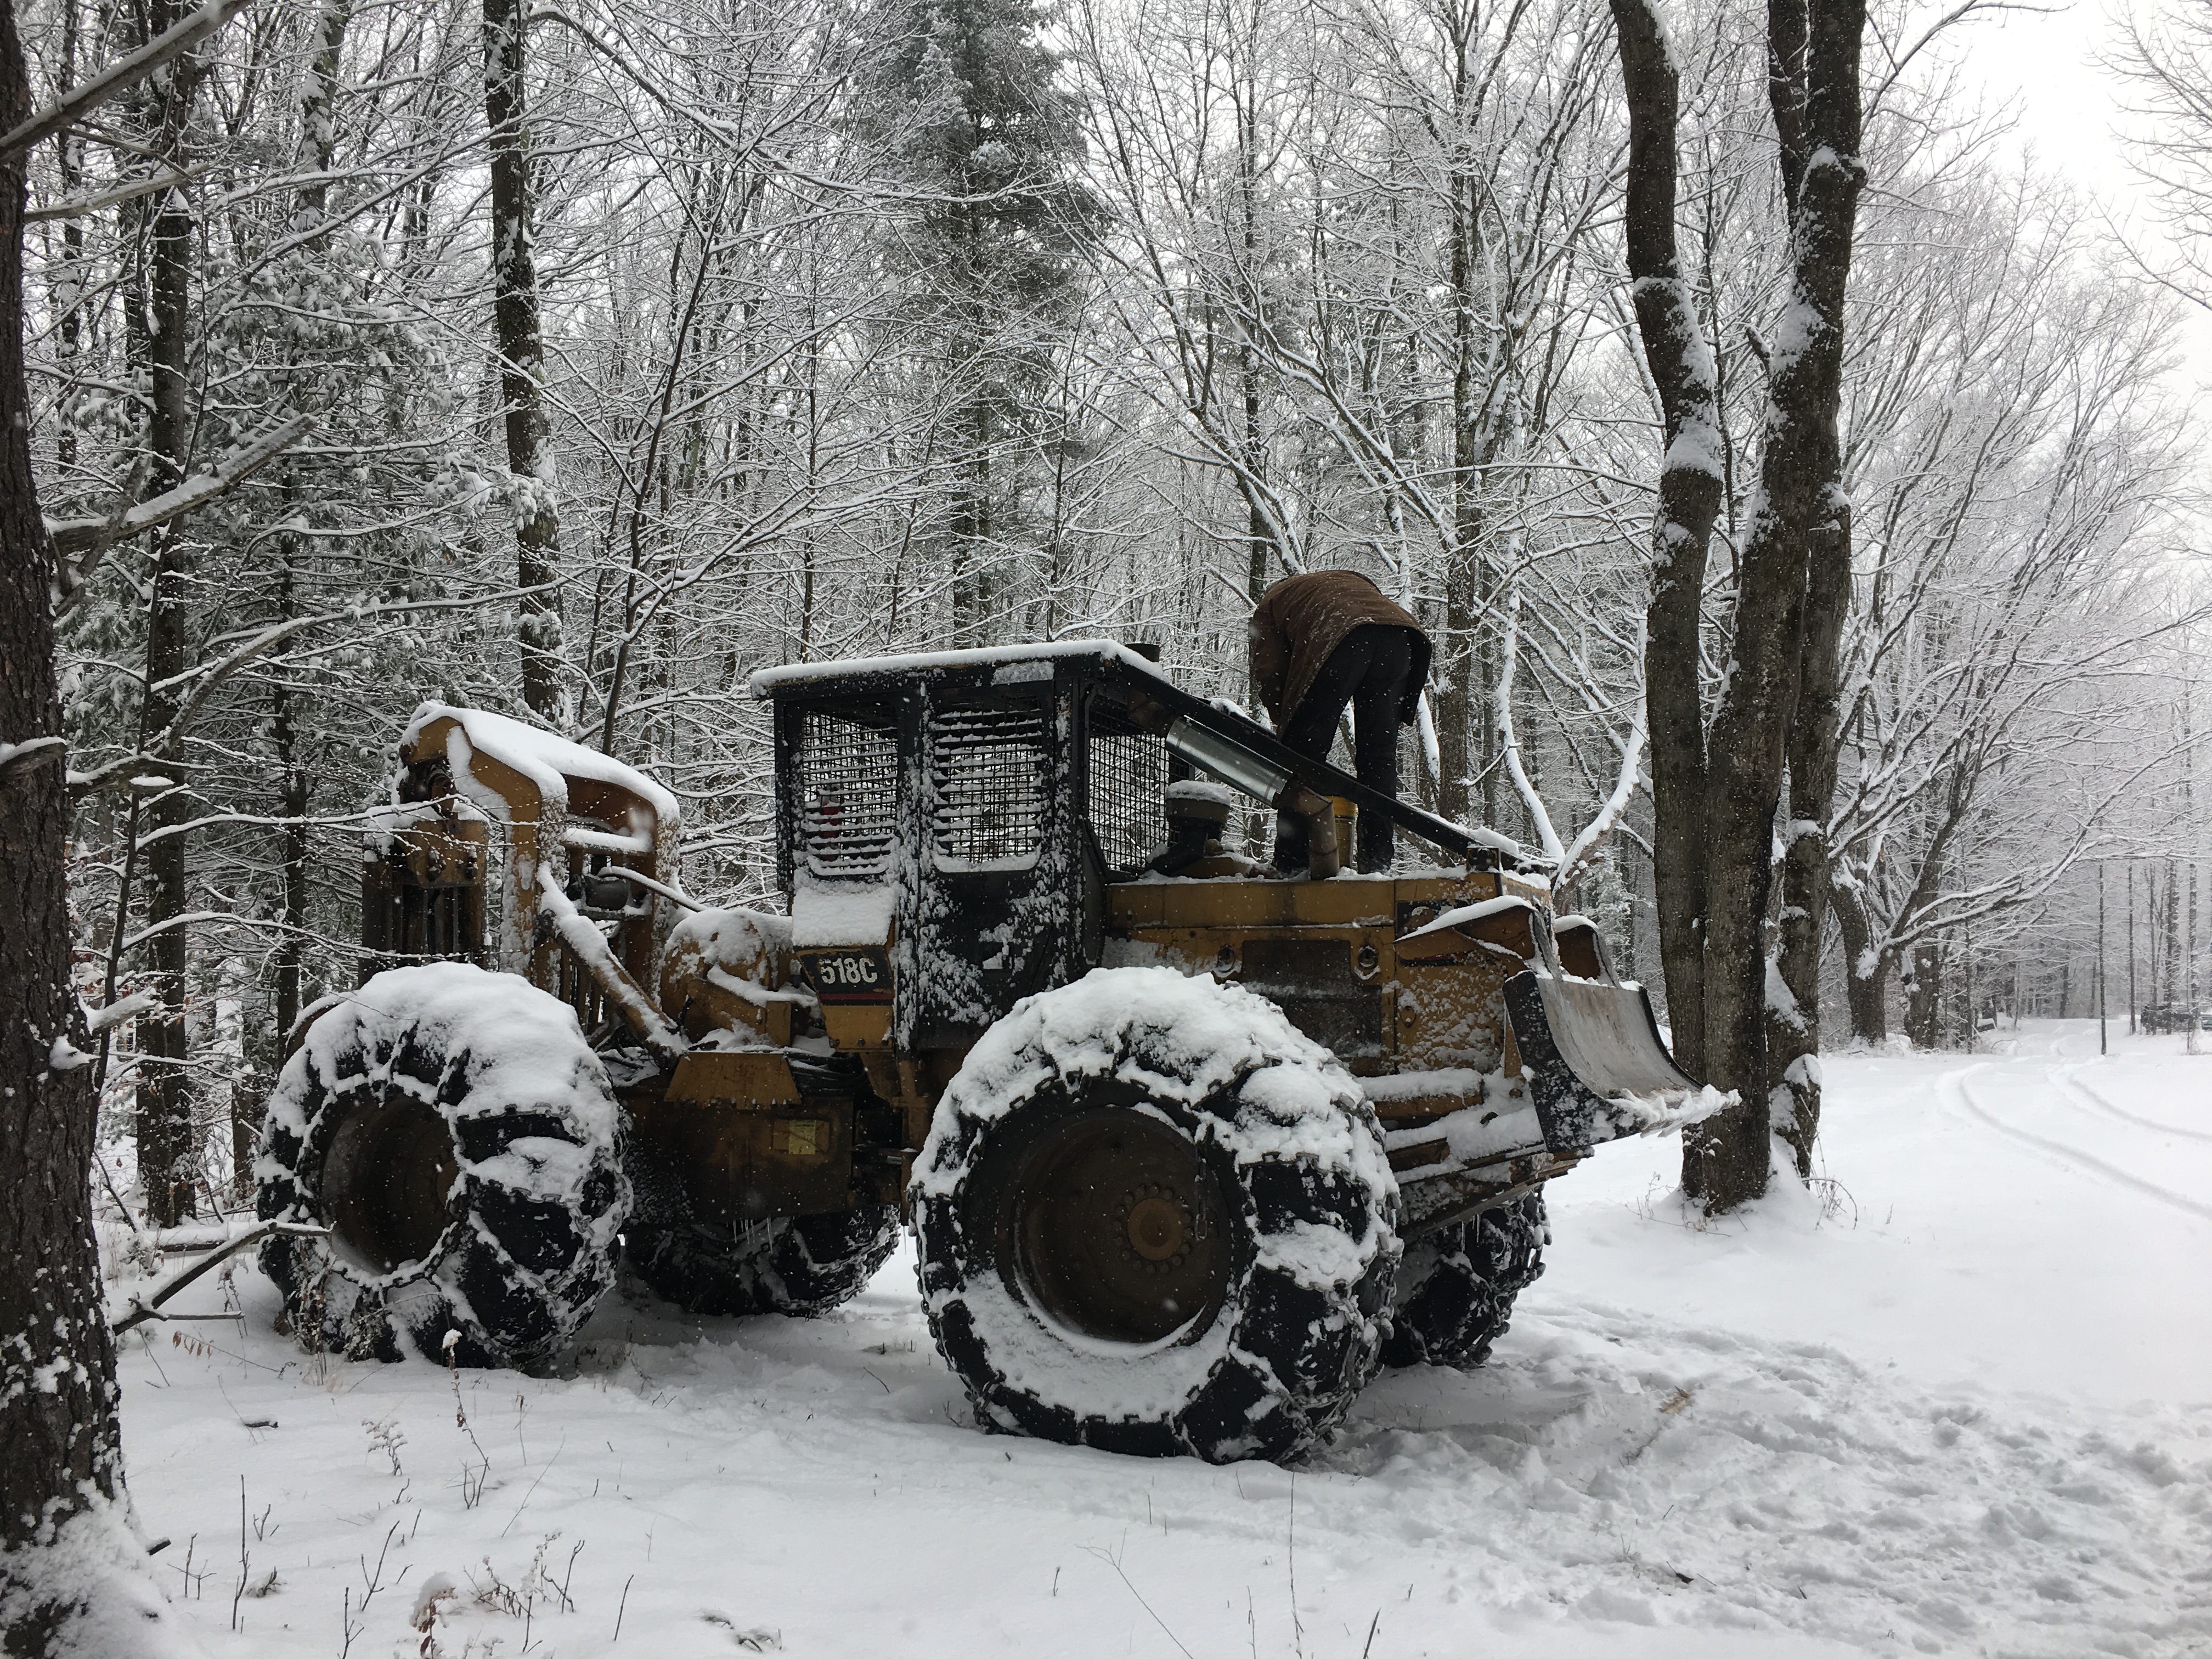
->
xmin=117 ymin=1023 xmax=2212 ymax=1658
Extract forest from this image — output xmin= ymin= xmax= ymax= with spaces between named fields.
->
xmin=12 ymin=0 xmax=2203 ymax=1227
xmin=1 ymin=0 xmax=2209 ymax=1642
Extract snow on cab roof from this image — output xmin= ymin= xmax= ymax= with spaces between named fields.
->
xmin=748 ymin=639 xmax=1171 ymax=698
xmin=402 ymin=701 xmax=681 ymax=830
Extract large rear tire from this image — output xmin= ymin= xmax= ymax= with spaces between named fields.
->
xmin=624 ymin=1207 xmax=900 ymax=1317
xmin=913 ymin=967 xmax=1400 ymax=1464
xmin=1380 ymin=1192 xmax=1546 ymax=1370
xmin=256 ymin=963 xmax=629 ymax=1370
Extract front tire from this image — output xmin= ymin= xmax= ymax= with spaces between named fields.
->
xmin=256 ymin=963 xmax=629 ymax=1370
xmin=625 ymin=1207 xmax=900 ymax=1317
xmin=1381 ymin=1193 xmax=1546 ymax=1370
xmin=913 ymin=967 xmax=1400 ymax=1464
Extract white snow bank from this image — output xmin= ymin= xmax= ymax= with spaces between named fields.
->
xmin=0 ymin=1502 xmax=214 ymax=1658
xmin=402 ymin=701 xmax=680 ymax=829
xmin=110 ymin=1019 xmax=2212 ymax=1659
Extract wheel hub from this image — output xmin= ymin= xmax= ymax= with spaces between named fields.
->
xmin=992 ymin=1107 xmax=1233 ymax=1345
xmin=1125 ymin=1192 xmax=1186 ymax=1262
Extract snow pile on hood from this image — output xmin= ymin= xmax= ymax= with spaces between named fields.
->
xmin=400 ymin=701 xmax=679 ymax=831
xmin=661 ymin=906 xmax=796 ymax=996
xmin=1398 ymin=893 xmax=1539 ymax=949
xmin=0 ymin=1501 xmax=216 ymax=1659
xmin=791 ymin=882 xmax=893 ymax=948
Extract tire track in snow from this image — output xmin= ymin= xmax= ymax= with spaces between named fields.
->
xmin=1942 ymin=1064 xmax=2212 ymax=1222
xmin=2053 ymin=1065 xmax=2212 ymax=1145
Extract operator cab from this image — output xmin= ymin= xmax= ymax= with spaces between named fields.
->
xmin=750 ymin=640 xmax=1558 ymax=1059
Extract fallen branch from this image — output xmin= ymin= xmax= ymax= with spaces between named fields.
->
xmin=111 ymin=1220 xmax=327 ymax=1334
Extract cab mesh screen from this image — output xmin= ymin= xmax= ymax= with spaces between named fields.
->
xmin=797 ymin=708 xmax=896 ymax=878
xmin=931 ymin=701 xmax=1049 ymax=864
xmin=1087 ymin=731 xmax=1170 ymax=874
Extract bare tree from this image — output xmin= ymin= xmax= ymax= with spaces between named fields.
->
xmin=484 ymin=0 xmax=561 ymax=714
xmin=1 ymin=0 xmax=265 ymax=1641
xmin=1825 ymin=189 xmax=2200 ymax=1038
xmin=1607 ymin=0 xmax=1865 ymax=1207
xmin=0 ymin=3 xmax=116 ymax=1621
xmin=2111 ymin=0 xmax=2212 ymax=303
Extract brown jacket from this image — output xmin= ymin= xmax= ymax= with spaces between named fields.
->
xmin=1248 ymin=570 xmax=1431 ymax=727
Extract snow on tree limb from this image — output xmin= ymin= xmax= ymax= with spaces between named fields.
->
xmin=48 ymin=414 xmax=312 ymax=617
xmin=0 ymin=0 xmax=257 ymax=161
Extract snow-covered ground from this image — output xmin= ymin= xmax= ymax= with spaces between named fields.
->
xmin=114 ymin=1021 xmax=2212 ymax=1658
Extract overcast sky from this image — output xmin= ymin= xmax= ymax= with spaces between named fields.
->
xmin=1955 ymin=0 xmax=2212 ymax=390
xmin=1967 ymin=0 xmax=2135 ymax=180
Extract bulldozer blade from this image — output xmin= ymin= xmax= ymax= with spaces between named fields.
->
xmin=1503 ymin=971 xmax=1711 ymax=1154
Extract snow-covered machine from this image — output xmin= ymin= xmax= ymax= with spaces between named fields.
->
xmin=258 ymin=643 xmax=1713 ymax=1463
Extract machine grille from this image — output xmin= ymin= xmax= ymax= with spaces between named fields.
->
xmin=931 ymin=701 xmax=1050 ymax=866
xmin=797 ymin=708 xmax=898 ymax=878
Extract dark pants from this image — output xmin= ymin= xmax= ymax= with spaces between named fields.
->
xmin=1274 ymin=624 xmax=1414 ymax=874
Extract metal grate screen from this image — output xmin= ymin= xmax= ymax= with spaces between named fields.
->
xmin=931 ymin=701 xmax=1049 ymax=865
xmin=1087 ymin=730 xmax=1171 ymax=875
xmin=797 ymin=707 xmax=898 ymax=878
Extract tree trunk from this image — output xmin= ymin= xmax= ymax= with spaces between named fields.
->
xmin=269 ymin=504 xmax=309 ymax=1064
xmin=2163 ymin=857 xmax=2179 ymax=1006
xmin=296 ymin=0 xmax=349 ymax=224
xmin=484 ymin=0 xmax=562 ymax=716
xmin=1905 ymin=940 xmax=1942 ymax=1047
xmin=1681 ymin=0 xmax=1865 ymax=1209
xmin=131 ymin=0 xmax=202 ymax=1228
xmin=1847 ymin=954 xmax=1888 ymax=1041
xmin=1760 ymin=0 xmax=1862 ymax=1174
xmin=243 ymin=4 xmax=347 ymax=1193
xmin=1436 ymin=9 xmax=1496 ymax=831
xmin=0 ymin=0 xmax=125 ymax=1628
xmin=50 ymin=0 xmax=82 ymax=484
xmin=1769 ymin=494 xmax=1852 ymax=1173
xmin=1832 ymin=884 xmax=1889 ymax=1040
xmin=1607 ymin=0 xmax=1724 ymax=1081
xmin=1237 ymin=84 xmax=1274 ymax=706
